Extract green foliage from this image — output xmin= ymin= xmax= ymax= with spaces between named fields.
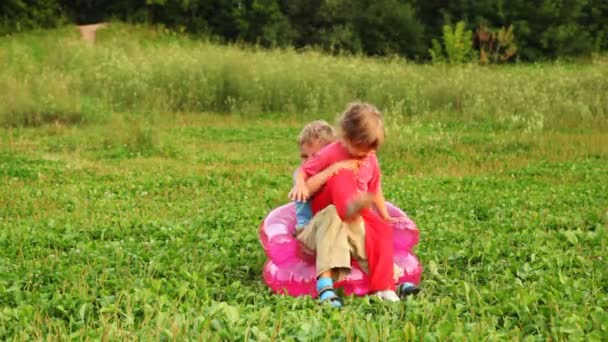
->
xmin=238 ymin=0 xmax=296 ymax=47
xmin=430 ymin=21 xmax=476 ymax=64
xmin=356 ymin=0 xmax=425 ymax=57
xmin=0 ymin=0 xmax=65 ymax=35
xmin=414 ymin=0 xmax=608 ymax=60
xmin=281 ymin=0 xmax=425 ymax=57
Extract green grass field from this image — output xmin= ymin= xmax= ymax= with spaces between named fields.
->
xmin=1 ymin=24 xmax=607 ymax=340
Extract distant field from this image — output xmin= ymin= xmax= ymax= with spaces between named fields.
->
xmin=1 ymin=23 xmax=607 ymax=130
xmin=0 ymin=23 xmax=607 ymax=340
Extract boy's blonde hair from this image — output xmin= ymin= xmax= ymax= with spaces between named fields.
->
xmin=339 ymin=102 xmax=384 ymax=150
xmin=298 ymin=120 xmax=337 ymax=146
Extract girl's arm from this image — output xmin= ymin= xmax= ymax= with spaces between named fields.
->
xmin=374 ymin=184 xmax=407 ymax=223
xmin=368 ymin=153 xmax=395 ymax=222
xmin=373 ymin=184 xmax=391 ymax=221
xmin=305 ymin=160 xmax=358 ymax=195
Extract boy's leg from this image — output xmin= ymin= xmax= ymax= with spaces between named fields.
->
xmin=296 ymin=205 xmax=351 ymax=308
xmin=297 ymin=205 xmax=351 ymax=281
xmin=346 ymin=218 xmax=368 ymax=273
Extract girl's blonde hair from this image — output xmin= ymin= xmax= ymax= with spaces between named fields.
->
xmin=297 ymin=120 xmax=337 ymax=146
xmin=339 ymin=102 xmax=384 ymax=150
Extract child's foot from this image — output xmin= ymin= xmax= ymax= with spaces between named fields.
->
xmin=375 ymin=290 xmax=400 ymax=302
xmin=397 ymin=282 xmax=420 ymax=298
xmin=317 ymin=277 xmax=342 ymax=308
xmin=345 ymin=193 xmax=374 ymax=220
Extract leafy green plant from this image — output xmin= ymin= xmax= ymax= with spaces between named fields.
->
xmin=429 ymin=21 xmax=476 ymax=64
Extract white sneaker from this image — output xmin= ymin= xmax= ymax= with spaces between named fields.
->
xmin=375 ymin=290 xmax=400 ymax=302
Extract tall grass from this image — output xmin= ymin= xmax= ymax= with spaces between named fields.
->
xmin=1 ymin=23 xmax=607 ymax=129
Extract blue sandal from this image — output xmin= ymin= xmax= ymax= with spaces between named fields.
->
xmin=397 ymin=282 xmax=420 ymax=298
xmin=317 ymin=277 xmax=342 ymax=308
xmin=317 ymin=287 xmax=343 ymax=308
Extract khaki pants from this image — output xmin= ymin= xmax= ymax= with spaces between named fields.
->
xmin=296 ymin=205 xmax=366 ymax=282
xmin=296 ymin=205 xmax=404 ymax=283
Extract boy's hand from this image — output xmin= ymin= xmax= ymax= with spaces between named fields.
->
xmin=332 ymin=159 xmax=360 ymax=174
xmin=289 ymin=184 xmax=309 ymax=202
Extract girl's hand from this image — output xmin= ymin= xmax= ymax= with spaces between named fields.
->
xmin=384 ymin=215 xmax=408 ymax=223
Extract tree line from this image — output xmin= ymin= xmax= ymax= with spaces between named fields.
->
xmin=2 ymin=0 xmax=607 ymax=61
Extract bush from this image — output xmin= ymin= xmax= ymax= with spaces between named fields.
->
xmin=476 ymin=25 xmax=518 ymax=64
xmin=0 ymin=0 xmax=65 ymax=35
xmin=429 ymin=21 xmax=476 ymax=64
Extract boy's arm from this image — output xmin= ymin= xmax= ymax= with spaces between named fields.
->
xmin=292 ymin=145 xmax=354 ymax=201
xmin=290 ymin=168 xmax=309 ymax=202
xmin=305 ymin=160 xmax=358 ymax=195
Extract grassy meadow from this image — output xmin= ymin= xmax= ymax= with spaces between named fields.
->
xmin=1 ymin=23 xmax=607 ymax=340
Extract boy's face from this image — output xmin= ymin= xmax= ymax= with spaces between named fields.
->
xmin=300 ymin=140 xmax=324 ymax=161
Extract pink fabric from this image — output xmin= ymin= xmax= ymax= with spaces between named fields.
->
xmin=301 ymin=141 xmax=380 ymax=194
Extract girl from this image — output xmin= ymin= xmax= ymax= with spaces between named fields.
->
xmin=293 ymin=102 xmax=407 ymax=301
